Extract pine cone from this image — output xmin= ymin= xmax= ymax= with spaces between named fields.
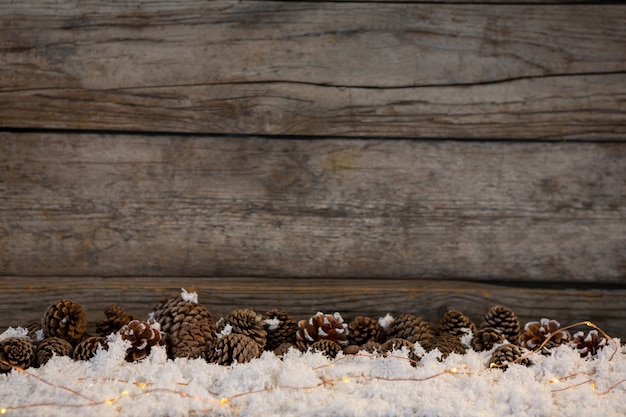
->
xmin=96 ymin=304 xmax=137 ymax=336
xmin=360 ymin=340 xmax=382 ymax=353
xmin=381 ymin=337 xmax=420 ymax=365
xmin=488 ymin=344 xmax=529 ymax=369
xmin=311 ymin=339 xmax=343 ymax=358
xmin=386 ymin=313 xmax=434 ymax=348
xmin=470 ymin=327 xmax=505 ymax=352
xmin=218 ymin=309 xmax=267 ymax=351
xmin=206 ymin=333 xmax=259 ymax=365
xmin=571 ymin=330 xmax=607 ymax=358
xmin=0 ymin=337 xmax=36 ymax=373
xmin=519 ymin=318 xmax=571 ymax=353
xmin=348 ymin=316 xmax=386 ymax=346
xmin=273 ymin=342 xmax=296 ymax=358
xmin=43 ymin=299 xmax=88 ymax=344
xmin=296 ymin=312 xmax=348 ymax=351
xmin=481 ymin=305 xmax=520 ymax=343
xmin=151 ymin=295 xmax=215 ymax=359
xmin=73 ymin=336 xmax=108 ymax=361
xmin=429 ymin=333 xmax=466 ymax=359
xmin=22 ymin=320 xmax=44 ymax=342
xmin=264 ymin=310 xmax=298 ymax=351
xmin=438 ymin=310 xmax=476 ymax=338
xmin=36 ymin=337 xmax=73 ymax=366
xmin=120 ymin=320 xmax=163 ymax=362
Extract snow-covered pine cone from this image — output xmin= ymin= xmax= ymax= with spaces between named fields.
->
xmin=264 ymin=309 xmax=298 ymax=351
xmin=571 ymin=330 xmax=607 ymax=358
xmin=310 ymin=339 xmax=343 ymax=358
xmin=481 ymin=305 xmax=520 ymax=343
xmin=120 ymin=320 xmax=163 ymax=362
xmin=386 ymin=313 xmax=434 ymax=348
xmin=488 ymin=344 xmax=529 ymax=369
xmin=0 ymin=337 xmax=36 ymax=373
xmin=73 ymin=336 xmax=108 ymax=361
xmin=218 ymin=308 xmax=267 ymax=351
xmin=381 ymin=337 xmax=420 ymax=365
xmin=206 ymin=333 xmax=259 ymax=365
xmin=470 ymin=327 xmax=505 ymax=352
xmin=22 ymin=320 xmax=44 ymax=342
xmin=519 ymin=318 xmax=571 ymax=353
xmin=151 ymin=294 xmax=216 ymax=359
xmin=429 ymin=333 xmax=466 ymax=359
xmin=296 ymin=312 xmax=348 ymax=351
xmin=348 ymin=316 xmax=386 ymax=346
xmin=96 ymin=304 xmax=137 ymax=336
xmin=438 ymin=310 xmax=476 ymax=338
xmin=36 ymin=337 xmax=73 ymax=366
xmin=43 ymin=299 xmax=88 ymax=344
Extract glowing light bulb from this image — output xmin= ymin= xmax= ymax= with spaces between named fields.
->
xmin=219 ymin=397 xmax=229 ymax=406
xmin=342 ymin=377 xmax=350 ymax=383
xmin=549 ymin=378 xmax=560 ymax=384
xmin=120 ymin=391 xmax=129 ymax=397
xmin=449 ymin=368 xmax=458 ymax=374
xmin=137 ymin=382 xmax=148 ymax=388
xmin=0 ymin=408 xmax=7 ymax=414
xmin=591 ymin=381 xmax=597 ymax=391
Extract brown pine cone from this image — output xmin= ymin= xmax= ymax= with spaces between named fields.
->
xmin=470 ymin=327 xmax=505 ymax=352
xmin=429 ymin=333 xmax=467 ymax=359
xmin=151 ymin=295 xmax=215 ymax=358
xmin=96 ymin=304 xmax=137 ymax=336
xmin=273 ymin=342 xmax=296 ymax=358
xmin=481 ymin=305 xmax=520 ymax=343
xmin=206 ymin=333 xmax=260 ymax=366
xmin=519 ymin=318 xmax=571 ymax=354
xmin=571 ymin=330 xmax=607 ymax=358
xmin=386 ymin=314 xmax=434 ymax=348
xmin=73 ymin=336 xmax=108 ymax=361
xmin=218 ymin=309 xmax=267 ymax=351
xmin=36 ymin=337 xmax=73 ymax=366
xmin=311 ymin=339 xmax=343 ymax=358
xmin=381 ymin=337 xmax=420 ymax=365
xmin=264 ymin=310 xmax=298 ymax=351
xmin=488 ymin=344 xmax=529 ymax=369
xmin=360 ymin=340 xmax=382 ymax=353
xmin=438 ymin=310 xmax=476 ymax=338
xmin=0 ymin=337 xmax=36 ymax=373
xmin=348 ymin=316 xmax=386 ymax=346
xmin=22 ymin=320 xmax=44 ymax=342
xmin=43 ymin=299 xmax=88 ymax=344
xmin=296 ymin=312 xmax=348 ymax=351
xmin=120 ymin=320 xmax=164 ymax=362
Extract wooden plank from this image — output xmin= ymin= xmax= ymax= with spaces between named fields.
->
xmin=1 ymin=277 xmax=624 ymax=340
xmin=1 ymin=132 xmax=624 ymax=282
xmin=1 ymin=1 xmax=624 ymax=138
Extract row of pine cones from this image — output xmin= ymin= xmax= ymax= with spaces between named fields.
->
xmin=0 ymin=292 xmax=609 ymax=374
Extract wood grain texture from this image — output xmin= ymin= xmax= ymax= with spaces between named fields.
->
xmin=1 ymin=277 xmax=624 ymax=339
xmin=1 ymin=1 xmax=624 ymax=138
xmin=2 ymin=132 xmax=624 ymax=282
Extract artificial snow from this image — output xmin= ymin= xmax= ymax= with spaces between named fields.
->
xmin=1 ymin=330 xmax=625 ymax=417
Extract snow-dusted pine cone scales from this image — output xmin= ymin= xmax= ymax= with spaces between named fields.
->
xmin=348 ymin=316 xmax=386 ymax=346
xmin=0 ymin=337 xmax=36 ymax=373
xmin=36 ymin=337 xmax=73 ymax=366
xmin=96 ymin=304 xmax=137 ymax=336
xmin=470 ymin=327 xmax=505 ymax=352
xmin=519 ymin=318 xmax=571 ymax=353
xmin=438 ymin=310 xmax=476 ymax=338
xmin=264 ymin=309 xmax=298 ymax=351
xmin=218 ymin=308 xmax=267 ymax=351
xmin=386 ymin=314 xmax=434 ymax=348
xmin=429 ymin=333 xmax=466 ymax=359
xmin=206 ymin=333 xmax=260 ymax=365
xmin=120 ymin=320 xmax=163 ymax=362
xmin=488 ymin=344 xmax=529 ymax=369
xmin=151 ymin=294 xmax=216 ymax=359
xmin=381 ymin=338 xmax=420 ymax=365
xmin=22 ymin=320 xmax=44 ymax=342
xmin=296 ymin=312 xmax=348 ymax=351
xmin=43 ymin=299 xmax=88 ymax=344
xmin=73 ymin=336 xmax=108 ymax=361
xmin=481 ymin=305 xmax=520 ymax=343
xmin=571 ymin=330 xmax=607 ymax=358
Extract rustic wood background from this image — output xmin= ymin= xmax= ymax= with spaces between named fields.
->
xmin=1 ymin=0 xmax=625 ymax=338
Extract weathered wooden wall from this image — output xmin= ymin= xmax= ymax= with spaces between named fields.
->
xmin=1 ymin=0 xmax=625 ymax=337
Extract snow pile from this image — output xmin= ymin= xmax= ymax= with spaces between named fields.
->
xmin=1 ymin=331 xmax=625 ymax=417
